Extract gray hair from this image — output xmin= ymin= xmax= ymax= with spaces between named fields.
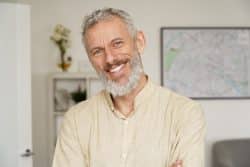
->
xmin=82 ymin=8 xmax=137 ymax=44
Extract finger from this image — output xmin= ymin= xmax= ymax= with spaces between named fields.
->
xmin=171 ymin=163 xmax=181 ymax=167
xmin=176 ymin=160 xmax=183 ymax=165
xmin=171 ymin=160 xmax=183 ymax=167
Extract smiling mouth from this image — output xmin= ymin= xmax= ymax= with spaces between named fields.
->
xmin=109 ymin=64 xmax=125 ymax=73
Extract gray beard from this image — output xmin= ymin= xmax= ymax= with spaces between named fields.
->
xmin=98 ymin=54 xmax=143 ymax=97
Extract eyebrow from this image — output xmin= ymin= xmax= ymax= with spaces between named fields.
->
xmin=89 ymin=47 xmax=103 ymax=54
xmin=111 ymin=37 xmax=123 ymax=43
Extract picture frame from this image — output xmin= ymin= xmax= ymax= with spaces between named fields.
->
xmin=160 ymin=27 xmax=250 ymax=99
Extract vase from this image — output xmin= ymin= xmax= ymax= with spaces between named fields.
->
xmin=57 ymin=53 xmax=72 ymax=72
xmin=57 ymin=62 xmax=71 ymax=72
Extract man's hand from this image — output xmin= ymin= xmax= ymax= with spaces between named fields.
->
xmin=170 ymin=160 xmax=183 ymax=167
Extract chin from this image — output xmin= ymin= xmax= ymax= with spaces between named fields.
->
xmin=110 ymin=74 xmax=130 ymax=85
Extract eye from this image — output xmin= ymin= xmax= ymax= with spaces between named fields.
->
xmin=91 ymin=49 xmax=104 ymax=57
xmin=113 ymin=40 xmax=123 ymax=48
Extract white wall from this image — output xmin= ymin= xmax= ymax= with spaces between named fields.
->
xmin=31 ymin=0 xmax=250 ymax=167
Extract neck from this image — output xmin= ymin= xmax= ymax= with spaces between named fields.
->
xmin=112 ymin=74 xmax=147 ymax=117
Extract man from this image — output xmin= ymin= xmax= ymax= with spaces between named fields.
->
xmin=53 ymin=8 xmax=206 ymax=167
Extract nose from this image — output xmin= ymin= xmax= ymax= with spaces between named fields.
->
xmin=104 ymin=47 xmax=116 ymax=64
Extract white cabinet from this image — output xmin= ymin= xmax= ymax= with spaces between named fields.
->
xmin=48 ymin=72 xmax=103 ymax=164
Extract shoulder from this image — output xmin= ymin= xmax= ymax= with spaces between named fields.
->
xmin=169 ymin=89 xmax=200 ymax=109
xmin=63 ymin=90 xmax=106 ymax=123
xmin=153 ymin=83 xmax=196 ymax=106
xmin=156 ymin=85 xmax=203 ymax=117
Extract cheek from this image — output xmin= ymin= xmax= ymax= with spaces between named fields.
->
xmin=89 ymin=58 xmax=104 ymax=71
xmin=122 ymin=45 xmax=134 ymax=55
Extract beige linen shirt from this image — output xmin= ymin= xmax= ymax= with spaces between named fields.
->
xmin=53 ymin=79 xmax=206 ymax=167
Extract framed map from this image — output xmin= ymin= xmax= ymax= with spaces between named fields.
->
xmin=161 ymin=27 xmax=250 ymax=99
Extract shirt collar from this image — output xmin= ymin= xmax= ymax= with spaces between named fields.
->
xmin=103 ymin=76 xmax=155 ymax=119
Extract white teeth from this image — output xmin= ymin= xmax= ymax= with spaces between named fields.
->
xmin=110 ymin=64 xmax=124 ymax=73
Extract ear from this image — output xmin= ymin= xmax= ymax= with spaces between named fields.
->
xmin=135 ymin=31 xmax=146 ymax=55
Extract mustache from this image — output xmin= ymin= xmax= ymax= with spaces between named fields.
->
xmin=104 ymin=58 xmax=129 ymax=71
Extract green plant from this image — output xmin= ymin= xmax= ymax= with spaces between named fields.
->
xmin=71 ymin=85 xmax=87 ymax=103
xmin=50 ymin=24 xmax=72 ymax=71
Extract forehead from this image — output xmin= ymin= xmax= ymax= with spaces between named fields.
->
xmin=84 ymin=17 xmax=132 ymax=45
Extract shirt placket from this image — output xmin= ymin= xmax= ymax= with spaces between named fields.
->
xmin=121 ymin=119 xmax=129 ymax=167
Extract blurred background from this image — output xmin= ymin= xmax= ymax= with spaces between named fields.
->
xmin=1 ymin=0 xmax=250 ymax=167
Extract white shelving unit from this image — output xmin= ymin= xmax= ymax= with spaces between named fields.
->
xmin=48 ymin=72 xmax=103 ymax=164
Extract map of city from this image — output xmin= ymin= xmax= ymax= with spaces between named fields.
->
xmin=162 ymin=28 xmax=250 ymax=98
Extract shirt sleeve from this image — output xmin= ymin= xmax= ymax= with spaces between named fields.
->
xmin=52 ymin=109 xmax=87 ymax=167
xmin=170 ymin=102 xmax=206 ymax=167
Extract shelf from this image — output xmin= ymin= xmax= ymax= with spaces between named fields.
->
xmin=48 ymin=72 xmax=103 ymax=164
xmin=54 ymin=111 xmax=66 ymax=116
xmin=49 ymin=72 xmax=98 ymax=80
